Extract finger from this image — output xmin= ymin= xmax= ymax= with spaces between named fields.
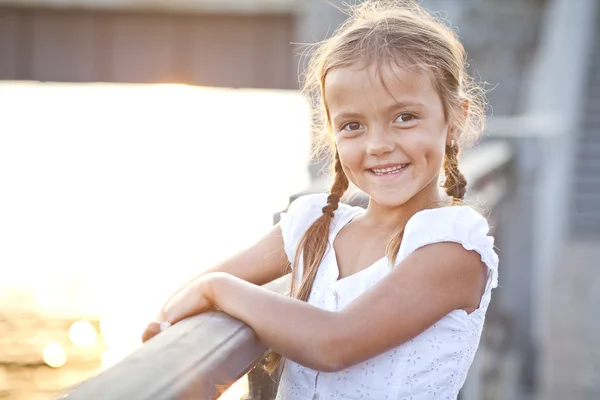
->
xmin=141 ymin=322 xmax=161 ymax=343
xmin=159 ymin=322 xmax=172 ymax=331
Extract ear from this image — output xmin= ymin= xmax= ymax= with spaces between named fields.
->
xmin=446 ymin=134 xmax=457 ymax=148
xmin=446 ymin=126 xmax=460 ymax=147
xmin=446 ymin=99 xmax=469 ymax=146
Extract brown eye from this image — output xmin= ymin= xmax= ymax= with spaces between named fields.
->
xmin=395 ymin=113 xmax=416 ymax=123
xmin=342 ymin=122 xmax=363 ymax=131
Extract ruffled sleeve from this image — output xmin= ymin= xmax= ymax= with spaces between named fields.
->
xmin=399 ymin=206 xmax=499 ymax=291
xmin=278 ymin=193 xmax=329 ymax=266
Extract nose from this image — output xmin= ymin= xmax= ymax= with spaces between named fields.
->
xmin=365 ymin=127 xmax=396 ymax=156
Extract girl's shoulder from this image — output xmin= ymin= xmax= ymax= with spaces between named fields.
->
xmin=403 ymin=205 xmax=492 ymax=243
xmin=400 ymin=205 xmax=499 ymax=289
xmin=279 ymin=193 xmax=362 ymax=261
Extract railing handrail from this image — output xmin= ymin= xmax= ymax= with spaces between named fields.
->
xmin=56 ymin=140 xmax=514 ymax=400
xmin=462 ymin=141 xmax=513 ymax=211
xmin=54 ymin=275 xmax=291 ymax=400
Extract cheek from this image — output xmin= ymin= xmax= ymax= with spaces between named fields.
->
xmin=336 ymin=141 xmax=363 ymax=184
xmin=411 ymin=135 xmax=445 ymax=168
xmin=424 ymin=146 xmax=445 ymax=168
xmin=336 ymin=140 xmax=360 ymax=167
xmin=417 ymin=121 xmax=449 ymax=165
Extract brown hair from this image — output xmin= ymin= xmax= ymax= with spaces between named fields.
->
xmin=265 ymin=0 xmax=487 ymax=374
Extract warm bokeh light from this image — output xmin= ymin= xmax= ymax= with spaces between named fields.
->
xmin=0 ymin=81 xmax=311 ymax=400
xmin=68 ymin=320 xmax=97 ymax=346
xmin=43 ymin=342 xmax=67 ymax=368
xmin=0 ymin=81 xmax=311 ymax=317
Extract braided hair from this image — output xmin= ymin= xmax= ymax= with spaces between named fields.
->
xmin=264 ymin=152 xmax=349 ymax=373
xmin=443 ymin=142 xmax=468 ymax=205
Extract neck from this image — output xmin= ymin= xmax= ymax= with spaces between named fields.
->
xmin=362 ymin=179 xmax=447 ymax=230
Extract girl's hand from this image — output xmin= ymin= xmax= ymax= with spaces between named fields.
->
xmin=162 ymin=275 xmax=216 ymax=324
xmin=141 ymin=321 xmax=163 ymax=343
xmin=141 ymin=274 xmax=217 ymax=343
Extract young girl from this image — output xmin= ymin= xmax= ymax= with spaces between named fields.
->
xmin=142 ymin=1 xmax=498 ymax=399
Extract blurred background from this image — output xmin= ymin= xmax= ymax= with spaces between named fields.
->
xmin=0 ymin=0 xmax=598 ymax=399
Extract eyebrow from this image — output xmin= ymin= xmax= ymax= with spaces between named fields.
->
xmin=331 ymin=101 xmax=426 ymax=122
xmin=386 ymin=101 xmax=426 ymax=111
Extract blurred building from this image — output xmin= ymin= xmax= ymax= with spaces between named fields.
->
xmin=0 ymin=0 xmax=299 ymax=88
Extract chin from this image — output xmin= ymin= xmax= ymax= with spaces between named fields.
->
xmin=366 ymin=192 xmax=413 ymax=209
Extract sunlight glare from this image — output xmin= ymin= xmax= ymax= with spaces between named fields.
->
xmin=43 ymin=342 xmax=67 ymax=368
xmin=0 ymin=81 xmax=311 ymax=397
xmin=68 ymin=320 xmax=97 ymax=346
xmin=218 ymin=375 xmax=249 ymax=400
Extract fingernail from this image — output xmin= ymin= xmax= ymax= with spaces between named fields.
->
xmin=159 ymin=322 xmax=172 ymax=332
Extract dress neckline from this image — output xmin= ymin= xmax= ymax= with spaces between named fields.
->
xmin=327 ymin=204 xmax=464 ymax=284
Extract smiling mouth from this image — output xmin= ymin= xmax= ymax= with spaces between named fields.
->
xmin=369 ymin=164 xmax=409 ymax=176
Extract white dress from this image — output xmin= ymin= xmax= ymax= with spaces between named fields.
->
xmin=276 ymin=194 xmax=499 ymax=400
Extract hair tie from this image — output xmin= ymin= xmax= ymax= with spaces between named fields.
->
xmin=322 ymin=193 xmax=340 ymax=218
xmin=327 ymin=194 xmax=340 ymax=206
xmin=454 ymin=185 xmax=467 ymax=199
xmin=447 ymin=184 xmax=467 ymax=199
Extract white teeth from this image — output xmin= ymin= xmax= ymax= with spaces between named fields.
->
xmin=372 ymin=164 xmax=407 ymax=175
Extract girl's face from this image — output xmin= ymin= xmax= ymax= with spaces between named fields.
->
xmin=324 ymin=63 xmax=454 ymax=209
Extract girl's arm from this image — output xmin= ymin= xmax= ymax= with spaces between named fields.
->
xmin=165 ymin=241 xmax=487 ymax=372
xmin=157 ymin=224 xmax=290 ymax=315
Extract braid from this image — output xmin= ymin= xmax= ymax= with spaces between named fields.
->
xmin=443 ymin=143 xmax=467 ymax=205
xmin=321 ymin=153 xmax=348 ymax=218
xmin=264 ymin=152 xmax=349 ymax=374
xmin=292 ymin=152 xmax=348 ymax=299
